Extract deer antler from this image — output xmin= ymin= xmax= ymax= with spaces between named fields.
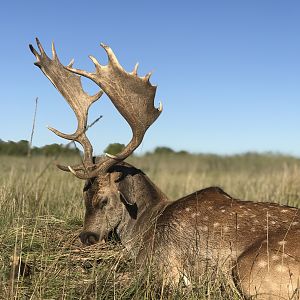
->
xmin=65 ymin=43 xmax=162 ymax=179
xmin=30 ymin=38 xmax=162 ymax=179
xmin=29 ymin=38 xmax=103 ymax=172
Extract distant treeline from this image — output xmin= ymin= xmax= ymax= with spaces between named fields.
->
xmin=146 ymin=146 xmax=189 ymax=155
xmin=1 ymin=140 xmax=298 ymax=162
xmin=0 ymin=140 xmax=79 ymax=156
xmin=0 ymin=141 xmax=188 ymax=157
xmin=104 ymin=144 xmax=190 ymax=156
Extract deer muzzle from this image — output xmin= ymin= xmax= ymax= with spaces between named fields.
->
xmin=79 ymin=231 xmax=100 ymax=246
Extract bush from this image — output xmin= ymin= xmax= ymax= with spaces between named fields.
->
xmin=0 ymin=140 xmax=80 ymax=156
xmin=104 ymin=143 xmax=125 ymax=155
xmin=0 ymin=140 xmax=29 ymax=156
xmin=153 ymin=146 xmax=175 ymax=155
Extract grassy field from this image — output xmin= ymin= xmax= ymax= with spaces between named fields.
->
xmin=1 ymin=153 xmax=300 ymax=299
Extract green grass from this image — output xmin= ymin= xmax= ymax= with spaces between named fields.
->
xmin=0 ymin=153 xmax=300 ymax=299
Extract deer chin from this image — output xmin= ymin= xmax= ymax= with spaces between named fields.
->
xmin=99 ymin=239 xmax=106 ymax=245
xmin=107 ymin=228 xmax=121 ymax=243
xmin=98 ymin=228 xmax=116 ymax=243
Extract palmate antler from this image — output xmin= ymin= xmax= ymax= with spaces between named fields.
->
xmin=30 ymin=38 xmax=162 ymax=179
xmin=29 ymin=38 xmax=103 ymax=172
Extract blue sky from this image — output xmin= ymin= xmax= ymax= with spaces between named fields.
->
xmin=1 ymin=1 xmax=300 ymax=156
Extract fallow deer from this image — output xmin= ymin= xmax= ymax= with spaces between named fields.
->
xmin=30 ymin=38 xmax=300 ymax=299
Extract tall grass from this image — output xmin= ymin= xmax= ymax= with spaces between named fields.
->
xmin=0 ymin=153 xmax=300 ymax=299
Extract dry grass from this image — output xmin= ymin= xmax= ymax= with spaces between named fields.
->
xmin=0 ymin=153 xmax=300 ymax=299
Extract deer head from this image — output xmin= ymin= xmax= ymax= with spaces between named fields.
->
xmin=30 ymin=38 xmax=163 ymax=245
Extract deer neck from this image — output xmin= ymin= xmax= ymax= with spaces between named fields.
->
xmin=116 ymin=170 xmax=168 ymax=246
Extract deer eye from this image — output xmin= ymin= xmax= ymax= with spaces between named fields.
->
xmin=98 ymin=197 xmax=109 ymax=210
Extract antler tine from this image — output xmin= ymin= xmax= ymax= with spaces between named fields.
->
xmin=29 ymin=38 xmax=103 ymax=175
xmin=66 ymin=43 xmax=162 ymax=179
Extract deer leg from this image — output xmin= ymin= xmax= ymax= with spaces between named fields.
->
xmin=234 ymin=236 xmax=300 ymax=300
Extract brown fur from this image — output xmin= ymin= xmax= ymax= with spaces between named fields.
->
xmin=81 ymin=162 xmax=300 ymax=299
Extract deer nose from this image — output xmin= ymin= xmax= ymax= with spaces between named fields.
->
xmin=79 ymin=231 xmax=100 ymax=245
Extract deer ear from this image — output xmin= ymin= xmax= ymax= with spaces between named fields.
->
xmin=118 ymin=191 xmax=135 ymax=206
xmin=118 ymin=191 xmax=137 ymax=220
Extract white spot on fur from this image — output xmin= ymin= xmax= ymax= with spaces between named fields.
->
xmin=272 ymin=255 xmax=279 ymax=261
xmin=281 ymin=209 xmax=288 ymax=213
xmin=276 ymin=265 xmax=288 ymax=272
xmin=191 ymin=213 xmax=196 ymax=218
xmin=278 ymin=240 xmax=287 ymax=246
xmin=223 ymin=226 xmax=230 ymax=232
xmin=271 ymin=221 xmax=276 ymax=225
xmin=185 ymin=207 xmax=190 ymax=212
xmin=221 ymin=209 xmax=226 ymax=213
xmin=258 ymin=260 xmax=268 ymax=268
xmin=292 ymin=222 xmax=299 ymax=225
xmin=213 ymin=223 xmax=220 ymax=227
xmin=251 ymin=227 xmax=256 ymax=232
xmin=201 ymin=226 xmax=208 ymax=232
